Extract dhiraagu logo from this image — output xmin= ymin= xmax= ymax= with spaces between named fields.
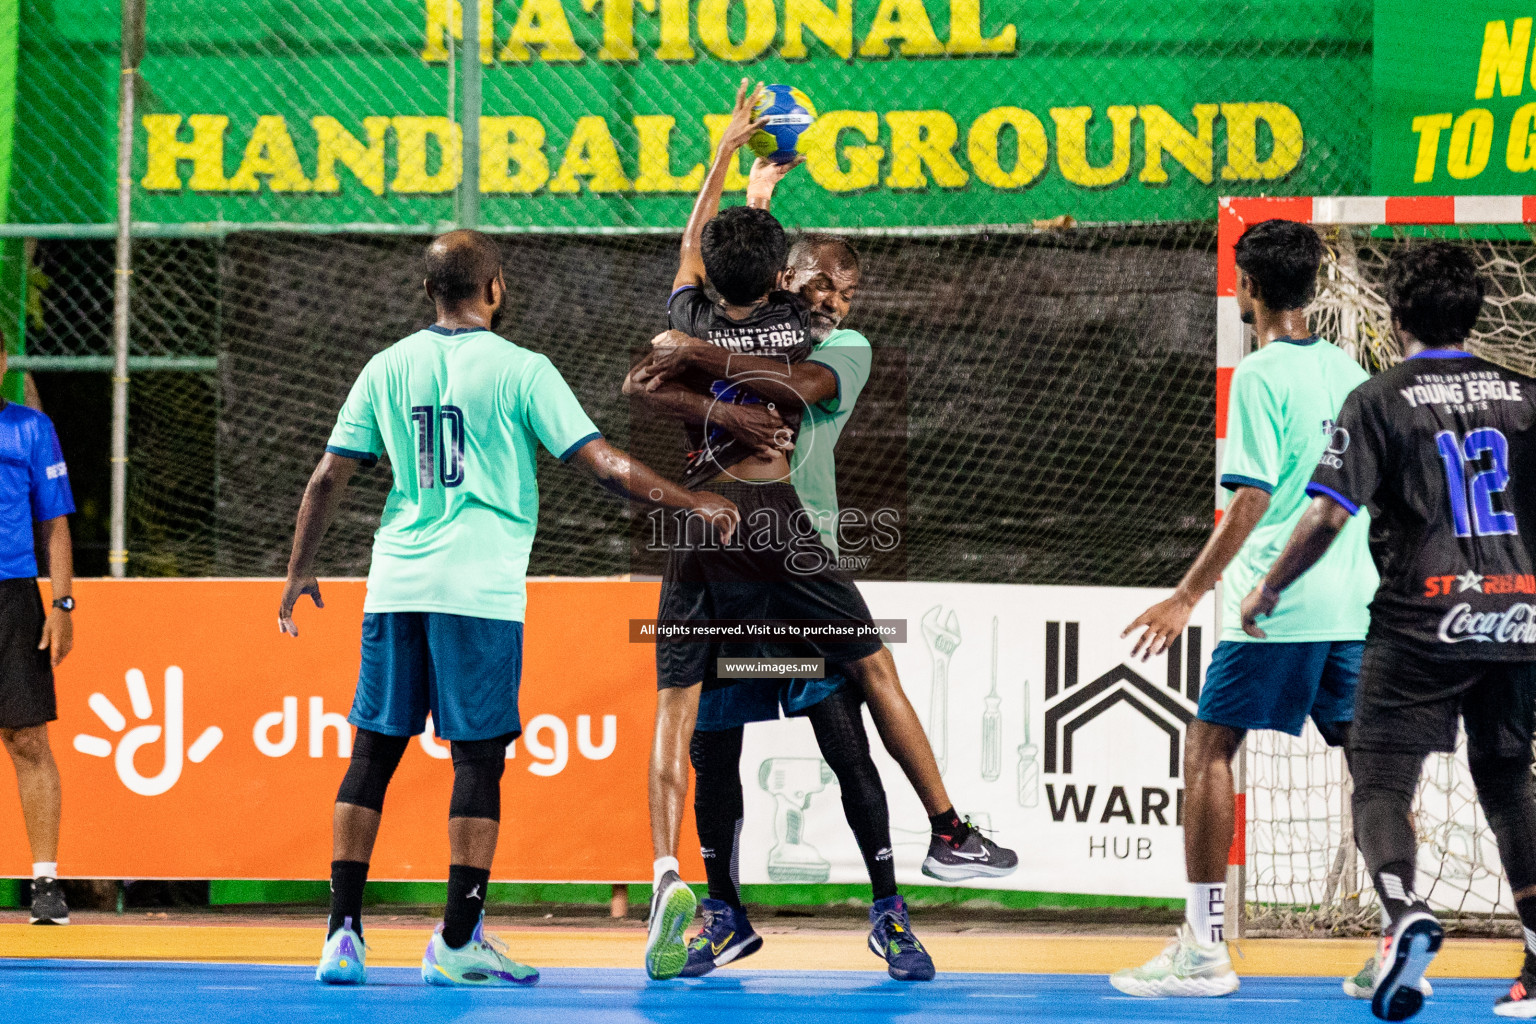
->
xmin=72 ymin=667 xmax=224 ymax=796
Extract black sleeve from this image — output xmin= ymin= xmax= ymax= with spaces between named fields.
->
xmin=1307 ymin=387 xmax=1383 ymax=516
xmin=667 ymin=286 xmax=710 ymax=336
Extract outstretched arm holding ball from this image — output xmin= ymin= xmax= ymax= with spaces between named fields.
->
xmin=746 ymin=153 xmax=804 ymax=212
xmin=673 ymin=78 xmax=766 ymax=294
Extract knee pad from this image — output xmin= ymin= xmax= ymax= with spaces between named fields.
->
xmin=336 ymin=730 xmax=409 ymax=812
xmin=449 ymin=735 xmax=512 ymax=821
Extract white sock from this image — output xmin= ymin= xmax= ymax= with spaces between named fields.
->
xmin=33 ymin=862 xmax=57 ymax=880
xmin=1186 ymin=882 xmax=1226 ymax=945
xmin=653 ymin=857 xmax=679 ymax=889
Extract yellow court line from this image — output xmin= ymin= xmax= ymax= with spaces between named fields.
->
xmin=0 ymin=924 xmax=1525 ymax=978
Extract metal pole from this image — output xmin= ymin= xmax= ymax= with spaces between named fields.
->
xmin=110 ymin=0 xmax=143 ymax=578
xmin=456 ymin=0 xmax=480 ymax=229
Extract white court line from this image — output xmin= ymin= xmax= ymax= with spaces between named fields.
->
xmin=967 ymin=992 xmax=1038 ymax=998
xmin=1231 ymin=998 xmax=1302 ymax=1003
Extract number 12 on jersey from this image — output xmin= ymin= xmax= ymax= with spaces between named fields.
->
xmin=411 ymin=405 xmax=465 ymax=488
xmin=1436 ymin=427 xmax=1517 ymax=537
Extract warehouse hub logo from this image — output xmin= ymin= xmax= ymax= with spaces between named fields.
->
xmin=1040 ymin=621 xmax=1200 ymax=862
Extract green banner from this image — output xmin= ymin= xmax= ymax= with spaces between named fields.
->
xmin=1373 ymin=0 xmax=1536 ymax=195
xmin=20 ymin=0 xmax=1371 ymax=229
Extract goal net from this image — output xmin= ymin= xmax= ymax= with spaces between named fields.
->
xmin=1228 ymin=196 xmax=1536 ymax=937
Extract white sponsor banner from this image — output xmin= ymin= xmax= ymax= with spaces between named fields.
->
xmin=735 ymin=582 xmax=1215 ymax=898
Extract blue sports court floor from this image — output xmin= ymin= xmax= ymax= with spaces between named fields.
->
xmin=0 ymin=960 xmax=1514 ymax=1024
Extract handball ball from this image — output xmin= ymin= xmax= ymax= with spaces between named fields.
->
xmin=749 ymin=85 xmax=817 ymax=164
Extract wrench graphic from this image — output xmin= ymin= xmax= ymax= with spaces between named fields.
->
xmin=920 ymin=605 xmax=961 ymax=775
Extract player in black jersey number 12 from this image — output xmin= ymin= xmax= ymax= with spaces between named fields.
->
xmin=1241 ymin=243 xmax=1536 ymax=1022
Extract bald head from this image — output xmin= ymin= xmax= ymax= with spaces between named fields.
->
xmin=424 ymin=229 xmax=503 ymax=310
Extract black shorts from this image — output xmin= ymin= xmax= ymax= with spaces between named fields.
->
xmin=0 ymin=577 xmax=55 ymax=730
xmin=656 ymin=481 xmax=883 ymax=689
xmin=1349 ymin=636 xmax=1536 ymax=759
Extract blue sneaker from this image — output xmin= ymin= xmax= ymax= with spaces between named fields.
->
xmin=422 ymin=915 xmax=540 ymax=987
xmin=680 ymin=899 xmax=764 ymax=977
xmin=868 ymin=895 xmax=935 ymax=981
xmin=316 ymin=917 xmax=367 ymax=985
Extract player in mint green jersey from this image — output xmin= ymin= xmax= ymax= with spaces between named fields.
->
xmin=1112 ymin=219 xmax=1381 ymax=998
xmin=277 ymin=230 xmax=738 ymax=988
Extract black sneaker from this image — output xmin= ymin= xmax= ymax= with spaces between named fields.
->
xmin=921 ymin=818 xmax=1018 ymax=881
xmin=1371 ymin=904 xmax=1442 ymax=1022
xmin=1495 ymin=954 xmax=1536 ymax=1018
xmin=29 ymin=876 xmax=69 ymax=925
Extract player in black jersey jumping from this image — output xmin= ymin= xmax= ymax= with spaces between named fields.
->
xmin=1241 ymin=243 xmax=1536 ymax=1022
xmin=625 ymin=80 xmax=1011 ymax=981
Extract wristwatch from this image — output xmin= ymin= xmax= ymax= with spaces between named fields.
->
xmin=52 ymin=596 xmax=74 ymax=612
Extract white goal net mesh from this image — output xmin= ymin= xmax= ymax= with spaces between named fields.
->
xmin=1246 ymin=225 xmax=1536 ymax=937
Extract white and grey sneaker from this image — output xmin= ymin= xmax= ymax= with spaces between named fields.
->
xmin=29 ymin=877 xmax=68 ymax=925
xmin=644 ymin=871 xmax=697 ymax=981
xmin=1108 ymin=923 xmax=1239 ymax=997
xmin=921 ymin=819 xmax=1018 ymax=881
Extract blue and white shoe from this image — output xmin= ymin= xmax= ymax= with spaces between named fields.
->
xmin=868 ymin=895 xmax=936 ymax=981
xmin=316 ymin=917 xmax=367 ymax=985
xmin=645 ymin=870 xmax=698 ymax=980
xmin=422 ymin=915 xmax=540 ymax=987
xmin=680 ymin=899 xmax=764 ymax=977
xmin=1371 ymin=906 xmax=1442 ymax=1022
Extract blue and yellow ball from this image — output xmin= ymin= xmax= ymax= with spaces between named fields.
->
xmin=749 ymin=85 xmax=817 ymax=164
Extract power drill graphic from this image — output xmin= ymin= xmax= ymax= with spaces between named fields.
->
xmin=758 ymin=757 xmax=836 ymax=883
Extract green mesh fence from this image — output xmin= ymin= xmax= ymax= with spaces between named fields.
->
xmin=17 ymin=0 xmax=1371 ymax=230
xmin=12 ymin=1 xmax=1376 ymax=578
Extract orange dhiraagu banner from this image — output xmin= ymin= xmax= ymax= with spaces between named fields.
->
xmin=0 ymin=579 xmax=700 ymax=882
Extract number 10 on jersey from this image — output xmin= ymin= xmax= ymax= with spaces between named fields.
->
xmin=411 ymin=405 xmax=465 ymax=488
xmin=1436 ymin=427 xmax=1517 ymax=538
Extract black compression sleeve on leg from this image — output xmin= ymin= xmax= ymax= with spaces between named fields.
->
xmin=449 ymin=735 xmax=512 ymax=821
xmin=1350 ymin=746 xmax=1428 ymax=923
xmin=335 ymin=730 xmax=410 ymax=812
xmin=691 ymin=726 xmax=746 ymax=909
xmin=1471 ymin=754 xmax=1536 ymax=891
xmin=328 ymin=860 xmax=369 ymax=938
xmin=807 ymin=689 xmax=897 ymax=902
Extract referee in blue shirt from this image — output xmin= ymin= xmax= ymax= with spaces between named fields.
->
xmin=0 ymin=346 xmax=76 ymax=925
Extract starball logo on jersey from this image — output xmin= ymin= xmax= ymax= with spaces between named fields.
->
xmin=1424 ymin=573 xmax=1536 ymax=597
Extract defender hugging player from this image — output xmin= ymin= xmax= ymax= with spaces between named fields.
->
xmin=627 ymin=79 xmax=1015 ymax=981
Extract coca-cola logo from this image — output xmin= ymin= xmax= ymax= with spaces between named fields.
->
xmin=1437 ymin=603 xmax=1536 ymax=644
